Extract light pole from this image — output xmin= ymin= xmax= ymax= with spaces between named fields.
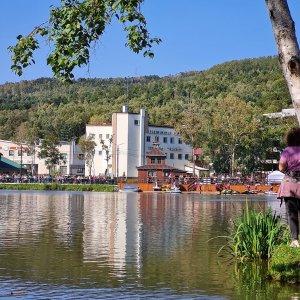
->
xmin=117 ymin=145 xmax=120 ymax=182
xmin=20 ymin=143 xmax=23 ymax=182
xmin=231 ymin=144 xmax=239 ymax=178
xmin=115 ymin=143 xmax=124 ymax=183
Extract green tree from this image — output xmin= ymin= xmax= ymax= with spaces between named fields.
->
xmin=9 ymin=0 xmax=161 ymax=82
xmin=14 ymin=122 xmax=40 ymax=175
xmin=78 ymin=135 xmax=96 ymax=176
xmin=174 ymin=102 xmax=212 ymax=174
xmin=7 ymin=0 xmax=300 ymax=125
xmin=38 ymin=134 xmax=66 ymax=175
xmin=208 ymin=95 xmax=260 ymax=176
xmin=100 ymin=135 xmax=113 ymax=176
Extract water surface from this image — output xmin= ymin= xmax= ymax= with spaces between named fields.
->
xmin=0 ymin=191 xmax=297 ymax=299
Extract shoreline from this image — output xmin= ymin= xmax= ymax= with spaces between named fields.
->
xmin=0 ymin=182 xmax=279 ymax=195
xmin=118 ymin=182 xmax=279 ymax=193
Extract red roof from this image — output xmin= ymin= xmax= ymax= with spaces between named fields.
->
xmin=146 ymin=147 xmax=166 ymax=157
xmin=146 ymin=143 xmax=167 ymax=157
xmin=137 ymin=164 xmax=186 ymax=173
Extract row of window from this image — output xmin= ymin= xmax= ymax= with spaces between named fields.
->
xmin=169 ymin=153 xmax=189 ymax=160
xmin=90 ymin=133 xmax=182 ymax=145
xmin=97 ymin=151 xmax=189 ymax=160
xmin=7 ymin=149 xmax=188 ymax=160
xmin=146 ymin=136 xmax=182 ymax=144
xmin=8 ymin=150 xmax=32 ymax=156
xmin=149 ymin=153 xmax=189 ymax=162
xmin=7 ymin=150 xmax=69 ymax=161
xmin=89 ymin=134 xmax=111 ymax=140
xmin=150 ymin=153 xmax=188 ymax=160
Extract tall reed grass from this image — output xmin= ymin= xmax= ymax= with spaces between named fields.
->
xmin=225 ymin=204 xmax=289 ymax=260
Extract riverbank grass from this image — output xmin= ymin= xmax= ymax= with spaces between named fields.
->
xmin=0 ymin=183 xmax=116 ymax=192
xmin=268 ymin=244 xmax=300 ymax=283
xmin=226 ymin=205 xmax=289 ymax=260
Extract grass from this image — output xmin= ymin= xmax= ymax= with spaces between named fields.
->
xmin=0 ymin=183 xmax=116 ymax=192
xmin=223 ymin=204 xmax=289 ymax=260
xmin=268 ymin=244 xmax=300 ymax=283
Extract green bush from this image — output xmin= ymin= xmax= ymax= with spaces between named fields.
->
xmin=224 ymin=204 xmax=289 ymax=260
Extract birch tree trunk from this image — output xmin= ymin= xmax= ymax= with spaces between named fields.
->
xmin=265 ymin=0 xmax=300 ymax=124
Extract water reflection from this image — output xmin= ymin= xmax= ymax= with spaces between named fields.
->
xmin=0 ymin=191 xmax=295 ymax=299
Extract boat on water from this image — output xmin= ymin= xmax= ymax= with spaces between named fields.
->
xmin=240 ymin=190 xmax=258 ymax=195
xmin=153 ymin=182 xmax=162 ymax=191
xmin=264 ymin=190 xmax=277 ymax=195
xmin=119 ymin=185 xmax=142 ymax=192
xmin=222 ymin=189 xmax=240 ymax=195
xmin=166 ymin=184 xmax=181 ymax=194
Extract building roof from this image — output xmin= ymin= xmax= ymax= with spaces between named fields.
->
xmin=146 ymin=146 xmax=167 ymax=157
xmin=86 ymin=123 xmax=112 ymax=127
xmin=137 ymin=164 xmax=186 ymax=173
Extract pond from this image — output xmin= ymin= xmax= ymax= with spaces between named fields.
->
xmin=0 ymin=190 xmax=298 ymax=299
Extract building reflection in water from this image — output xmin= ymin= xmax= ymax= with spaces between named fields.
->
xmin=0 ymin=191 xmax=280 ymax=286
xmin=82 ymin=192 xmax=142 ymax=277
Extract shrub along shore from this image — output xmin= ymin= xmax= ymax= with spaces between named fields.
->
xmin=0 ymin=183 xmax=116 ymax=192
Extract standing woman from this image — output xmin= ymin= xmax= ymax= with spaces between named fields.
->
xmin=278 ymin=127 xmax=300 ymax=247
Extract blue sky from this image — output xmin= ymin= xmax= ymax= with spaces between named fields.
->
xmin=0 ymin=0 xmax=300 ymax=84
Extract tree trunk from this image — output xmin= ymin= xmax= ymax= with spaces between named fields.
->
xmin=265 ymin=0 xmax=300 ymax=124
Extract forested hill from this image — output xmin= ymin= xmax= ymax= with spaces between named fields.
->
xmin=0 ymin=56 xmax=292 ymax=142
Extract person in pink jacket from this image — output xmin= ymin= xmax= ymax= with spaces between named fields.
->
xmin=278 ymin=127 xmax=300 ymax=247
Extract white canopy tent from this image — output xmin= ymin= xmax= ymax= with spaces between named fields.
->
xmin=267 ymin=170 xmax=284 ymax=184
xmin=184 ymin=165 xmax=209 ymax=177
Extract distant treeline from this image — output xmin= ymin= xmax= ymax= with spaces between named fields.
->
xmin=0 ymin=56 xmax=292 ymax=142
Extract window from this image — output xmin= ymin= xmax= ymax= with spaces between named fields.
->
xmin=60 ymin=166 xmax=67 ymax=175
xmin=78 ymin=154 xmax=84 ymax=160
xmin=148 ymin=170 xmax=156 ymax=177
xmin=185 ymin=154 xmax=189 ymax=160
xmin=163 ymin=137 xmax=167 ymax=143
xmin=99 ymin=151 xmax=102 ymax=155
xmin=27 ymin=150 xmax=33 ymax=156
xmin=134 ymin=120 xmax=140 ymax=125
xmin=178 ymin=154 xmax=182 ymax=160
xmin=155 ymin=136 xmax=159 ymax=142
xmin=89 ymin=133 xmax=95 ymax=139
xmin=77 ymin=168 xmax=84 ymax=173
xmin=178 ymin=138 xmax=182 ymax=144
xmin=99 ymin=134 xmax=102 ymax=140
xmin=18 ymin=150 xmax=22 ymax=156
xmin=61 ymin=153 xmax=67 ymax=160
xmin=157 ymin=158 xmax=161 ymax=164
xmin=170 ymin=137 xmax=174 ymax=144
xmin=9 ymin=150 xmax=14 ymax=156
xmin=151 ymin=158 xmax=155 ymax=164
xmin=106 ymin=134 xmax=110 ymax=139
xmin=170 ymin=153 xmax=174 ymax=159
xmin=146 ymin=136 xmax=151 ymax=142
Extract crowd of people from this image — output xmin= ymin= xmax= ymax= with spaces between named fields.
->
xmin=0 ymin=173 xmax=114 ymax=184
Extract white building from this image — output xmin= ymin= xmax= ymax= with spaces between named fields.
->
xmin=85 ymin=106 xmax=193 ymax=178
xmin=0 ymin=139 xmax=85 ymax=176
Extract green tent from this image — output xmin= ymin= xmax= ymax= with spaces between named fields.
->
xmin=0 ymin=154 xmax=26 ymax=171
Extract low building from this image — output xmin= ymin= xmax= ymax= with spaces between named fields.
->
xmin=0 ymin=139 xmax=85 ymax=176
xmin=137 ymin=142 xmax=187 ymax=184
xmin=85 ymin=106 xmax=193 ymax=178
xmin=0 ymin=153 xmax=24 ymax=175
